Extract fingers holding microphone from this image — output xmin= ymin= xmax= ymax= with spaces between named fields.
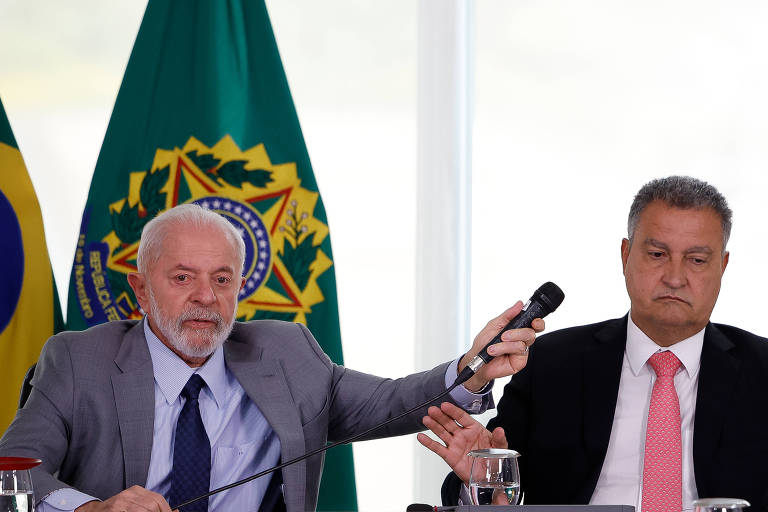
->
xmin=457 ymin=282 xmax=564 ymax=391
xmin=491 ymin=314 xmax=544 ymax=360
xmin=473 ymin=318 xmax=541 ymax=383
xmin=489 ymin=313 xmax=543 ymax=355
xmin=459 ymin=307 xmax=544 ymax=392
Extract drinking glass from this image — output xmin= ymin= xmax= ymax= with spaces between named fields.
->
xmin=693 ymin=498 xmax=751 ymax=512
xmin=468 ymin=448 xmax=521 ymax=505
xmin=0 ymin=457 xmax=41 ymax=512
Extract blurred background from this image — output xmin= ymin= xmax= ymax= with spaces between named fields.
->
xmin=2 ymin=0 xmax=767 ymax=508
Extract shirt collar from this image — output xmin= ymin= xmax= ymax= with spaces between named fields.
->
xmin=143 ymin=317 xmax=227 ymax=408
xmin=625 ymin=313 xmax=704 ymax=379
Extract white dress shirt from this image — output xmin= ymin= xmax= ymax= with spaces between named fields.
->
xmin=589 ymin=314 xmax=704 ymax=511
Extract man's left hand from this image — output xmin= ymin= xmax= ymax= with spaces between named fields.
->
xmin=458 ymin=301 xmax=544 ymax=392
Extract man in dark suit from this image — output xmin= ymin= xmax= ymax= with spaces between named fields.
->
xmin=419 ymin=176 xmax=768 ymax=510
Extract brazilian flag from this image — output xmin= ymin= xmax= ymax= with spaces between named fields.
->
xmin=0 ymin=97 xmax=64 ymax=431
xmin=64 ymin=1 xmax=356 ymax=509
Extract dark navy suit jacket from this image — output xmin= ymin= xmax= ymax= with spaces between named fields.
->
xmin=442 ymin=316 xmax=768 ymax=510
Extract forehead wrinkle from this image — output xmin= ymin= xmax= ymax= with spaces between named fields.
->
xmin=642 ymin=238 xmax=669 ymax=250
xmin=643 ymin=238 xmax=714 ymax=255
xmin=684 ymin=246 xmax=714 ymax=255
xmin=168 ymin=263 xmax=235 ymax=274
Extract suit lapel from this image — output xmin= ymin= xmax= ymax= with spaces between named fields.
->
xmin=693 ymin=323 xmax=740 ymax=496
xmin=111 ymin=320 xmax=156 ymax=488
xmin=225 ymin=343 xmax=306 ymax=512
xmin=580 ymin=316 xmax=627 ymax=501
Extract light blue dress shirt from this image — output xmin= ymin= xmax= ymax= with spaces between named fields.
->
xmin=41 ymin=320 xmax=489 ymax=511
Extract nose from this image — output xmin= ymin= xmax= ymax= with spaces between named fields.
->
xmin=190 ymin=279 xmax=216 ymax=305
xmin=661 ymin=258 xmax=687 ymax=289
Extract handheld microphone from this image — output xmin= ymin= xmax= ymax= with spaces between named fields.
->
xmin=455 ymin=281 xmax=564 ymax=386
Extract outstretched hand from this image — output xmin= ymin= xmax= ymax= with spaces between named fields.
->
xmin=458 ymin=302 xmax=545 ymax=392
xmin=417 ymin=402 xmax=507 ymax=485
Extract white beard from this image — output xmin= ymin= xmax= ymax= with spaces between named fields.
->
xmin=147 ymin=287 xmax=236 ymax=359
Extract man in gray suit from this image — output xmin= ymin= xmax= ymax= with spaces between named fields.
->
xmin=0 ymin=203 xmax=542 ymax=512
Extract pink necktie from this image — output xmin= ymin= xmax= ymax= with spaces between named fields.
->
xmin=642 ymin=351 xmax=683 ymax=512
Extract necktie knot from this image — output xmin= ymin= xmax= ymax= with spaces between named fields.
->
xmin=182 ymin=374 xmax=206 ymax=401
xmin=648 ymin=350 xmax=681 ymax=378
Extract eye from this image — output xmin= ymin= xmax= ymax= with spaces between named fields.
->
xmin=216 ymin=276 xmax=231 ymax=285
xmin=175 ymin=274 xmax=189 ymax=282
xmin=648 ymin=251 xmax=665 ymax=259
xmin=690 ymin=256 xmax=707 ymax=265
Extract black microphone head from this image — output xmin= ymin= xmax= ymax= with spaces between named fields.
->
xmin=406 ymin=505 xmax=433 ymax=512
xmin=532 ymin=281 xmax=565 ymax=315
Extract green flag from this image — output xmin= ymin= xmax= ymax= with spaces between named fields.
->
xmin=0 ymin=97 xmax=64 ymax=431
xmin=65 ymin=1 xmax=356 ymax=509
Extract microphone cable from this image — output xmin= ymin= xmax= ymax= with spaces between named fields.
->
xmin=172 ymin=379 xmax=463 ymax=510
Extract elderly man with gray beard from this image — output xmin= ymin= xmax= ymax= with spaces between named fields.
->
xmin=0 ymin=203 xmax=544 ymax=512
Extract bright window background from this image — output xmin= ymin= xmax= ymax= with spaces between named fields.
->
xmin=469 ymin=0 xmax=768 ymax=429
xmin=266 ymin=1 xmax=420 ymax=508
xmin=2 ymin=0 xmax=768 ymax=509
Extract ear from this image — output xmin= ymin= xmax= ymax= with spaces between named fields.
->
xmin=620 ymin=238 xmax=631 ymax=274
xmin=721 ymin=251 xmax=729 ymax=274
xmin=240 ymin=276 xmax=247 ymax=291
xmin=127 ymin=272 xmax=150 ymax=313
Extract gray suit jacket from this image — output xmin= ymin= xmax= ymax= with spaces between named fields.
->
xmin=0 ymin=319 xmax=485 ymax=511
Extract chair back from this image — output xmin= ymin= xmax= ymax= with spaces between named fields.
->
xmin=18 ymin=363 xmax=36 ymax=408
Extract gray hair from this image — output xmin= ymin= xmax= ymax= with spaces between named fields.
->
xmin=136 ymin=203 xmax=246 ymax=275
xmin=627 ymin=176 xmax=732 ymax=250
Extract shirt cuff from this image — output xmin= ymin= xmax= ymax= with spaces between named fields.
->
xmin=445 ymin=358 xmax=494 ymax=414
xmin=40 ymin=488 xmax=98 ymax=512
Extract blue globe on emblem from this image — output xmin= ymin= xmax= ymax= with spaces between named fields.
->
xmin=0 ymin=190 xmax=24 ymax=334
xmin=193 ymin=197 xmax=271 ymax=299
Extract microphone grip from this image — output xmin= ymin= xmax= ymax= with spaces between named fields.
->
xmin=454 ymin=299 xmax=550 ymax=386
xmin=475 ymin=300 xmax=548 ymax=364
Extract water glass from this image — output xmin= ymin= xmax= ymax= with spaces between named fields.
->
xmin=468 ymin=448 xmax=521 ymax=505
xmin=0 ymin=457 xmax=41 ymax=512
xmin=693 ymin=498 xmax=751 ymax=512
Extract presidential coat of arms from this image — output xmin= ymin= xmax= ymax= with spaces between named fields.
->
xmin=73 ymin=135 xmax=333 ymax=325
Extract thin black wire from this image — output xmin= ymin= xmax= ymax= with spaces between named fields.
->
xmin=172 ymin=376 xmax=469 ymax=510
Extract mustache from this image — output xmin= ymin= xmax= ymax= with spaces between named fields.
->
xmin=177 ymin=307 xmax=224 ymax=326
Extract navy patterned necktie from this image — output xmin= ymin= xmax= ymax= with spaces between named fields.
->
xmin=169 ymin=374 xmax=211 ymax=511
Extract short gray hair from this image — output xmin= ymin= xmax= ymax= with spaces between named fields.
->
xmin=627 ymin=175 xmax=732 ymax=250
xmin=136 ymin=203 xmax=246 ymax=275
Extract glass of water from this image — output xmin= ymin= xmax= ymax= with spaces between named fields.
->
xmin=693 ymin=498 xmax=751 ymax=512
xmin=468 ymin=448 xmax=521 ymax=505
xmin=0 ymin=457 xmax=41 ymax=512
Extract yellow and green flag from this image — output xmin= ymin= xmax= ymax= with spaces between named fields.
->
xmin=65 ymin=1 xmax=356 ymax=509
xmin=0 ymin=97 xmax=63 ymax=431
